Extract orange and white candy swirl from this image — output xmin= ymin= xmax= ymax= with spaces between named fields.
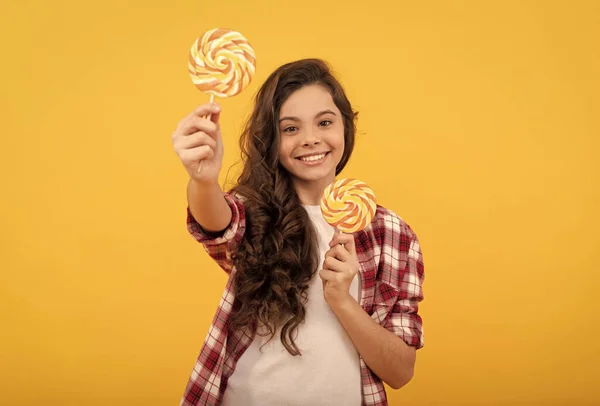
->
xmin=320 ymin=179 xmax=377 ymax=233
xmin=188 ymin=28 xmax=256 ymax=98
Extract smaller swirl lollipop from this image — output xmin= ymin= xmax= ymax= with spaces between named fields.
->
xmin=188 ymin=28 xmax=256 ymax=173
xmin=320 ymin=179 xmax=377 ymax=233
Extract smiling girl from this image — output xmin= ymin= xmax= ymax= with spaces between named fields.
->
xmin=172 ymin=58 xmax=425 ymax=406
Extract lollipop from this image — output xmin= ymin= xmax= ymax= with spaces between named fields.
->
xmin=188 ymin=28 xmax=256 ymax=172
xmin=320 ymin=179 xmax=377 ymax=233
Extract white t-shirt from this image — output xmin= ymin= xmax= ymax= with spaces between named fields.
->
xmin=221 ymin=205 xmax=362 ymax=406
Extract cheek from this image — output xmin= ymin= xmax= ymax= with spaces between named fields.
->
xmin=278 ymin=139 xmax=292 ymax=161
xmin=334 ymin=129 xmax=345 ymax=151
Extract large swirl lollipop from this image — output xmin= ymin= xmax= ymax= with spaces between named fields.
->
xmin=321 ymin=179 xmax=377 ymax=233
xmin=188 ymin=28 xmax=256 ymax=172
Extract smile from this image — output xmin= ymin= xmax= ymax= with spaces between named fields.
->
xmin=296 ymin=152 xmax=330 ymax=162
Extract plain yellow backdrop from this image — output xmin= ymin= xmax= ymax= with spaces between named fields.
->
xmin=1 ymin=0 xmax=598 ymax=405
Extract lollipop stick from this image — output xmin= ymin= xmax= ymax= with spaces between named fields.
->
xmin=196 ymin=93 xmax=215 ymax=174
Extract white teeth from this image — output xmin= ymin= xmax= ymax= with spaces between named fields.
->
xmin=300 ymin=153 xmax=326 ymax=162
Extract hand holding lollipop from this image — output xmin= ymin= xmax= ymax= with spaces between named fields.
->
xmin=188 ymin=28 xmax=256 ymax=174
xmin=319 ymin=178 xmax=377 ymax=305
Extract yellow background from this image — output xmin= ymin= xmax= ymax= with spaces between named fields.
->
xmin=1 ymin=0 xmax=598 ymax=405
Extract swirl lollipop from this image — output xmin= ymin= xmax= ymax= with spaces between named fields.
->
xmin=188 ymin=28 xmax=256 ymax=172
xmin=321 ymin=179 xmax=377 ymax=233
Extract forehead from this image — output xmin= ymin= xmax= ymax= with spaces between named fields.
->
xmin=280 ymin=84 xmax=338 ymax=117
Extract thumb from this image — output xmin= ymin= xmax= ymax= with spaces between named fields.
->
xmin=209 ymin=103 xmax=222 ymax=126
xmin=329 ymin=228 xmax=341 ymax=245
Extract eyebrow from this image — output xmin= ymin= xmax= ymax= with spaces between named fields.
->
xmin=279 ymin=109 xmax=337 ymax=123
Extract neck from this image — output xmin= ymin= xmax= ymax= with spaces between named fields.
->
xmin=293 ymin=176 xmax=335 ymax=206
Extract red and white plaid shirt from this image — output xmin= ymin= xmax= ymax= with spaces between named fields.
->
xmin=181 ymin=193 xmax=425 ymax=406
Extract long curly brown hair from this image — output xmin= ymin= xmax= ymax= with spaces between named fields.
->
xmin=229 ymin=58 xmax=358 ymax=355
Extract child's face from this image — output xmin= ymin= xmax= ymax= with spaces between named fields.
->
xmin=278 ymin=84 xmax=345 ymax=189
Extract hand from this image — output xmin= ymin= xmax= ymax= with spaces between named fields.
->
xmin=172 ymin=103 xmax=223 ymax=185
xmin=319 ymin=232 xmax=360 ymax=308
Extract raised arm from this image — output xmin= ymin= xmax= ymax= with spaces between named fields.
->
xmin=173 ymin=103 xmax=231 ymax=233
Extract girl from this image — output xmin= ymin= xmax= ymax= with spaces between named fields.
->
xmin=172 ymin=59 xmax=425 ymax=406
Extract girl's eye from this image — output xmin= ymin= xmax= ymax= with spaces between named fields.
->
xmin=283 ymin=126 xmax=298 ymax=133
xmin=319 ymin=120 xmax=332 ymax=127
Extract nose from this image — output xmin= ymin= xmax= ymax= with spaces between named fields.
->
xmin=302 ymin=127 xmax=321 ymax=146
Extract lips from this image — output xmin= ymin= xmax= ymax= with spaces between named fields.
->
xmin=296 ymin=152 xmax=330 ymax=162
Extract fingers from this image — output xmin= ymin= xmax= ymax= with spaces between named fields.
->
xmin=173 ymin=103 xmax=222 ymax=138
xmin=174 ymin=131 xmax=217 ymax=151
xmin=209 ymin=106 xmax=221 ymax=125
xmin=177 ymin=115 xmax=219 ymax=138
xmin=178 ymin=145 xmax=215 ymax=166
xmin=323 ymin=255 xmax=350 ymax=273
xmin=191 ymin=103 xmax=221 ymax=133
xmin=192 ymin=103 xmax=222 ymax=121
xmin=171 ymin=103 xmax=224 ymax=179
xmin=323 ymin=240 xmax=359 ymax=276
xmin=319 ymin=269 xmax=339 ymax=283
xmin=329 ymin=232 xmax=357 ymax=254
xmin=325 ymin=244 xmax=351 ymax=262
